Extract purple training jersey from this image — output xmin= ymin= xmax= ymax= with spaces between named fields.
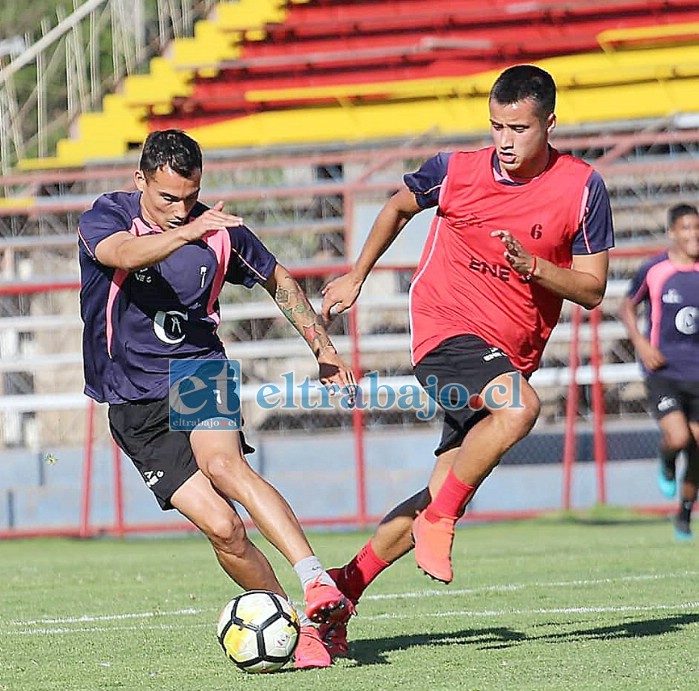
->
xmin=78 ymin=191 xmax=277 ymax=404
xmin=627 ymin=252 xmax=699 ymax=381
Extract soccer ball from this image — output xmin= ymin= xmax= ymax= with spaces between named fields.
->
xmin=216 ymin=590 xmax=300 ymax=673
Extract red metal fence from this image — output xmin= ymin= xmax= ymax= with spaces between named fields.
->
xmin=0 ymin=244 xmax=674 ymax=540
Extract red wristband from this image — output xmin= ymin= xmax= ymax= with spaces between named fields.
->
xmin=527 ymin=256 xmax=538 ymax=280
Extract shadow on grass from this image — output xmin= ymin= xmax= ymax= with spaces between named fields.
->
xmin=479 ymin=613 xmax=699 ymax=650
xmin=347 ymin=614 xmax=699 ymax=663
xmin=348 ymin=627 xmax=526 ymax=665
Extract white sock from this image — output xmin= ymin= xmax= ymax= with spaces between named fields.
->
xmin=298 ymin=609 xmax=313 ymax=628
xmin=286 ymin=596 xmax=312 ymax=627
xmin=293 ymin=555 xmax=334 ymax=589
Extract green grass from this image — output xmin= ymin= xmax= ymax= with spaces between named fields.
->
xmin=1 ymin=515 xmax=697 ymax=691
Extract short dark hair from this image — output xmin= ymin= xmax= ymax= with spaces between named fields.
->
xmin=138 ymin=129 xmax=202 ymax=180
xmin=668 ymin=203 xmax=699 ymax=229
xmin=489 ymin=65 xmax=556 ymax=118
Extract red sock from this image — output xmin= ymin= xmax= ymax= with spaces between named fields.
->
xmin=424 ymin=469 xmax=476 ymax=522
xmin=335 ymin=540 xmax=390 ymax=602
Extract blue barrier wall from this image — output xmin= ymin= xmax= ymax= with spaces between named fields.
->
xmin=0 ymin=424 xmax=669 ymax=533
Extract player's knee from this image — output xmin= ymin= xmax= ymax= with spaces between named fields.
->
xmin=205 ymin=515 xmax=248 ymax=558
xmin=662 ymin=429 xmax=691 ymax=454
xmin=497 ymin=386 xmax=540 ymax=438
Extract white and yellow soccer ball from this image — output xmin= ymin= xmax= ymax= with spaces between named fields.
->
xmin=216 ymin=590 xmax=300 ymax=673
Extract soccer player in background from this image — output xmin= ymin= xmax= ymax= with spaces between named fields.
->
xmin=320 ymin=64 xmax=614 ymax=654
xmin=619 ymin=204 xmax=699 ymax=541
xmin=78 ymin=129 xmax=356 ymax=668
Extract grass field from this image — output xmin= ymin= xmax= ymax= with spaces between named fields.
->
xmin=1 ymin=512 xmax=697 ymax=691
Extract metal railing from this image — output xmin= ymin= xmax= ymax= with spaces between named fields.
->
xmin=0 ymin=0 xmax=217 ymax=171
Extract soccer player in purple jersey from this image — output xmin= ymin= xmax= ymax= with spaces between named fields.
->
xmin=620 ymin=204 xmax=699 ymax=541
xmin=78 ymin=130 xmax=356 ymax=667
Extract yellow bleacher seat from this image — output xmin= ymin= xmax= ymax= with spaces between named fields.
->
xmin=214 ymin=0 xmax=286 ymax=30
xmin=121 ymin=58 xmax=191 ymax=108
xmin=170 ymin=21 xmax=242 ymax=69
xmin=598 ymin=22 xmax=699 ymax=51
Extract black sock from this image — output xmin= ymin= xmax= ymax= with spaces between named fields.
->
xmin=660 ymin=449 xmax=678 ymax=466
xmin=679 ymin=500 xmax=694 ymax=523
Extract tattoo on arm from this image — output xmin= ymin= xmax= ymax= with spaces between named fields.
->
xmin=274 ymin=275 xmax=334 ymax=357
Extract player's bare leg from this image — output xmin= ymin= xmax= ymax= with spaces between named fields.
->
xmin=413 ymin=372 xmax=540 ymax=583
xmin=365 ymin=453 xmax=454 ymax=561
xmin=322 ymin=374 xmax=540 ymax=652
xmin=327 ymin=452 xmax=453 ymax=599
xmin=190 ymin=428 xmax=315 ymax=562
xmin=171 ymin=471 xmax=286 ymax=594
xmin=320 ymin=452 xmax=455 ymax=655
xmin=190 ymin=428 xmax=354 ymax=625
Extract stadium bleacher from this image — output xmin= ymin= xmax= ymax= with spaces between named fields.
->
xmin=13 ymin=0 xmax=699 ymax=167
xmin=150 ymin=1 xmax=699 ymax=132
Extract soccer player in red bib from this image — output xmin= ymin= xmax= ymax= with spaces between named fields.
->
xmin=79 ymin=130 xmax=356 ymax=668
xmin=320 ymin=65 xmax=614 ymax=654
xmin=620 ymin=204 xmax=699 ymax=541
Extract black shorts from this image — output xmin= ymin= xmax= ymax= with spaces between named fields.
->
xmin=647 ymin=374 xmax=699 ymax=421
xmin=414 ymin=334 xmax=518 ymax=456
xmin=108 ymin=397 xmax=254 ymax=510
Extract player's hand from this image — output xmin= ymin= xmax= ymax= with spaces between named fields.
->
xmin=317 ymin=348 xmax=357 ymax=406
xmin=637 ymin=341 xmax=666 ymax=371
xmin=181 ymin=201 xmax=244 ymax=241
xmin=320 ymin=272 xmax=363 ymax=323
xmin=491 ymin=230 xmax=537 ymax=277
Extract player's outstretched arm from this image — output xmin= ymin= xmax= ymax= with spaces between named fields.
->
xmin=321 ymin=186 xmax=421 ymax=322
xmin=265 ymin=263 xmax=357 ymax=397
xmin=94 ymin=201 xmax=243 ymax=271
xmin=618 ymin=296 xmax=666 ymax=370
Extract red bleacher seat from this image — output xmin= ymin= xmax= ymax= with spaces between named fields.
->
xmin=147 ymin=0 xmax=699 ymax=130
xmin=262 ymin=0 xmax=696 ymax=44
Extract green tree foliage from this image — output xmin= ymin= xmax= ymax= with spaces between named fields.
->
xmin=0 ymin=2 xmax=75 ymax=39
xmin=1 ymin=2 xmax=159 ymax=163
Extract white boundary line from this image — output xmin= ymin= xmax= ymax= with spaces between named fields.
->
xmin=367 ymin=601 xmax=699 ymax=621
xmin=360 ymin=570 xmax=699 ymax=601
xmin=4 ymin=602 xmax=699 ymax=636
xmin=10 ymin=608 xmax=200 ymax=626
xmin=3 ymin=570 xmax=697 ymax=635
